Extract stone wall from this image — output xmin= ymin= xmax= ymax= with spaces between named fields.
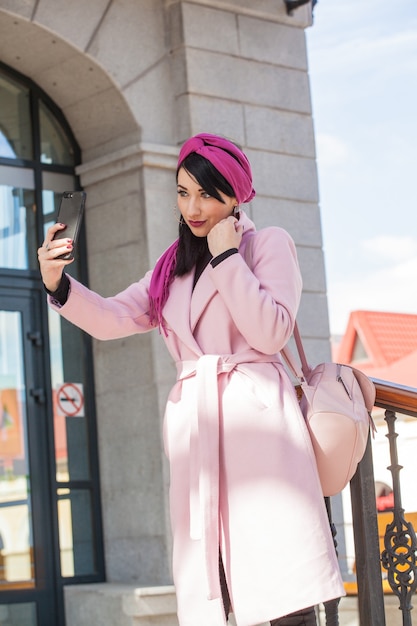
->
xmin=0 ymin=0 xmax=332 ymax=621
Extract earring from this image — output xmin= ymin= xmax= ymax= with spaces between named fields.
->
xmin=173 ymin=206 xmax=184 ymax=224
xmin=233 ymin=206 xmax=240 ymax=218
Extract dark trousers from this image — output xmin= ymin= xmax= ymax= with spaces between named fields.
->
xmin=270 ymin=606 xmax=317 ymax=625
xmin=219 ymin=554 xmax=317 ymax=625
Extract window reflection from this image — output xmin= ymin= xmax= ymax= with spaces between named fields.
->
xmin=0 ymin=312 xmax=34 ymax=588
xmin=39 ymin=101 xmax=75 ymax=166
xmin=43 ymin=188 xmax=91 ymax=486
xmin=50 ymin=326 xmax=91 ymax=484
xmin=57 ymin=488 xmax=95 ymax=577
xmin=0 ymin=131 xmax=17 ymax=158
xmin=0 ymin=185 xmax=36 ymax=270
xmin=0 ymin=602 xmax=37 ymax=626
xmin=0 ymin=73 xmax=32 ymax=160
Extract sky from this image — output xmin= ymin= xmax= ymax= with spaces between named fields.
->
xmin=305 ymin=0 xmax=417 ymax=335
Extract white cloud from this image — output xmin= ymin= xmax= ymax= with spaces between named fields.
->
xmin=328 ymin=254 xmax=417 ymax=334
xmin=315 ymin=30 xmax=417 ymax=74
xmin=361 ymin=235 xmax=417 ymax=263
xmin=308 ymin=1 xmax=417 ymax=68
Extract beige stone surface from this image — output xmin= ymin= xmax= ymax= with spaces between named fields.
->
xmin=64 ymin=584 xmax=410 ymax=626
xmin=176 ymin=95 xmax=246 ymax=146
xmin=0 ymin=0 xmax=35 ymax=18
xmin=180 ymin=0 xmax=312 ymax=28
xmin=86 ymin=0 xmax=166 ymax=88
xmin=123 ymin=59 xmax=176 ymax=144
xmin=298 ymin=246 xmax=328 ymax=293
xmin=238 ymin=14 xmax=308 ymax=69
xmin=0 ymin=13 xmax=75 ymax=75
xmin=249 ymin=149 xmax=319 ymax=203
xmin=186 ymin=47 xmax=311 ymax=112
xmin=181 ymin=3 xmax=240 ymax=54
xmin=32 ymin=0 xmax=110 ymax=50
xmin=251 ymin=198 xmax=322 ymax=247
xmin=63 ymin=86 xmax=139 ymax=154
xmin=65 ymin=584 xmax=179 ymax=626
xmin=33 ymin=53 xmax=113 ymax=109
xmin=245 ymin=105 xmax=316 ymax=158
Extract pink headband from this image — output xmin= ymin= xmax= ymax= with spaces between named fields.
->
xmin=177 ymin=133 xmax=256 ymax=205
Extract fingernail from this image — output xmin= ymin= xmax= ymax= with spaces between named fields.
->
xmin=66 ymin=244 xmax=73 ymax=249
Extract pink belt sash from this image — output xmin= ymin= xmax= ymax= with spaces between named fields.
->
xmin=176 ymin=352 xmax=280 ymax=600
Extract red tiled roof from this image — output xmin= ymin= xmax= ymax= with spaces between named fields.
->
xmin=356 ymin=347 xmax=417 ymax=388
xmin=337 ymin=311 xmax=417 ymax=367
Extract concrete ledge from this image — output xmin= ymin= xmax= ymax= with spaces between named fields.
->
xmin=64 ymin=584 xmax=408 ymax=626
xmin=64 ymin=583 xmax=179 ymax=626
xmin=319 ymin=595 xmax=406 ymax=626
xmin=76 ymin=142 xmax=178 ymax=186
xmin=123 ymin=585 xmax=178 ymax=622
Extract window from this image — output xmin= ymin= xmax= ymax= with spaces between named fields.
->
xmin=0 ymin=62 xmax=104 ymax=624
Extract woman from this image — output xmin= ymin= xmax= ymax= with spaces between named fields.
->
xmin=38 ymin=134 xmax=344 ymax=626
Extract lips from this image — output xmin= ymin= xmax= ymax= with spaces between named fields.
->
xmin=188 ymin=220 xmax=206 ymax=228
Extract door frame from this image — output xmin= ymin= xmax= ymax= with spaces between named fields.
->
xmin=0 ymin=60 xmax=105 ymax=625
xmin=0 ymin=273 xmax=59 ymax=624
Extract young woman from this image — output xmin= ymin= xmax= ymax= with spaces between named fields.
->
xmin=38 ymin=133 xmax=344 ymax=626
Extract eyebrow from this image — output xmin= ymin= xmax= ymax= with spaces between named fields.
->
xmin=177 ymin=183 xmax=205 ymax=192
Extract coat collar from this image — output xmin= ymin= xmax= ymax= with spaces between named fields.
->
xmin=162 ymin=271 xmax=202 ymax=354
xmin=190 ymin=267 xmax=217 ymax=332
xmin=161 ymin=211 xmax=256 ymax=352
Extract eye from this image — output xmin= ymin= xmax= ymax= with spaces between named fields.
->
xmin=201 ymin=191 xmax=211 ymax=199
xmin=177 ymin=189 xmax=188 ymax=197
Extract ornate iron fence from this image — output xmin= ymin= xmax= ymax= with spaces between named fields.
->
xmin=325 ymin=380 xmax=417 ymax=626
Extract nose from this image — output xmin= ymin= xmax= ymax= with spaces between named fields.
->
xmin=186 ymin=195 xmax=201 ymax=217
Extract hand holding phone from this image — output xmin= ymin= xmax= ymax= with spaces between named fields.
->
xmin=52 ymin=191 xmax=86 ymax=259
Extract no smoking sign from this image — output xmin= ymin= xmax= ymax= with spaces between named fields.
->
xmin=56 ymin=383 xmax=85 ymax=417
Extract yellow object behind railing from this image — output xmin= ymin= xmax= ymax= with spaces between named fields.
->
xmin=344 ymin=511 xmax=417 ymax=595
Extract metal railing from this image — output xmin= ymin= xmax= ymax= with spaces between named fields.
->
xmin=327 ymin=379 xmax=417 ymax=626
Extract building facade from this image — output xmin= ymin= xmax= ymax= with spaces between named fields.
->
xmin=0 ymin=1 xmax=331 ymax=624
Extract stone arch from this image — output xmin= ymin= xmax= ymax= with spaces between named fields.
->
xmin=0 ymin=6 xmax=175 ymax=587
xmin=0 ymin=8 xmax=140 ymax=160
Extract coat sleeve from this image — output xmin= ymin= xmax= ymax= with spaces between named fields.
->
xmin=48 ymin=271 xmax=156 ymax=340
xmin=208 ymin=227 xmax=302 ymax=354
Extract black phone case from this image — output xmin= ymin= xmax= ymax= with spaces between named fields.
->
xmin=53 ymin=191 xmax=86 ymax=259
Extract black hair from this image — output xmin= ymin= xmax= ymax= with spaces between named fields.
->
xmin=174 ymin=152 xmax=236 ymax=276
xmin=179 ymin=152 xmax=235 ymax=200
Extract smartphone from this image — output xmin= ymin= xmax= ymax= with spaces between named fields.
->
xmin=52 ymin=191 xmax=86 ymax=260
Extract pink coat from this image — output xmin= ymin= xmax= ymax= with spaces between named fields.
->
xmin=50 ymin=212 xmax=345 ymax=626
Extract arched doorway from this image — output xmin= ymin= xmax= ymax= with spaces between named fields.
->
xmin=0 ymin=62 xmax=104 ymax=626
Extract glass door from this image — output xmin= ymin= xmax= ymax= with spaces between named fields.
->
xmin=0 ymin=290 xmax=56 ymax=626
xmin=0 ymin=62 xmax=105 ymax=624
